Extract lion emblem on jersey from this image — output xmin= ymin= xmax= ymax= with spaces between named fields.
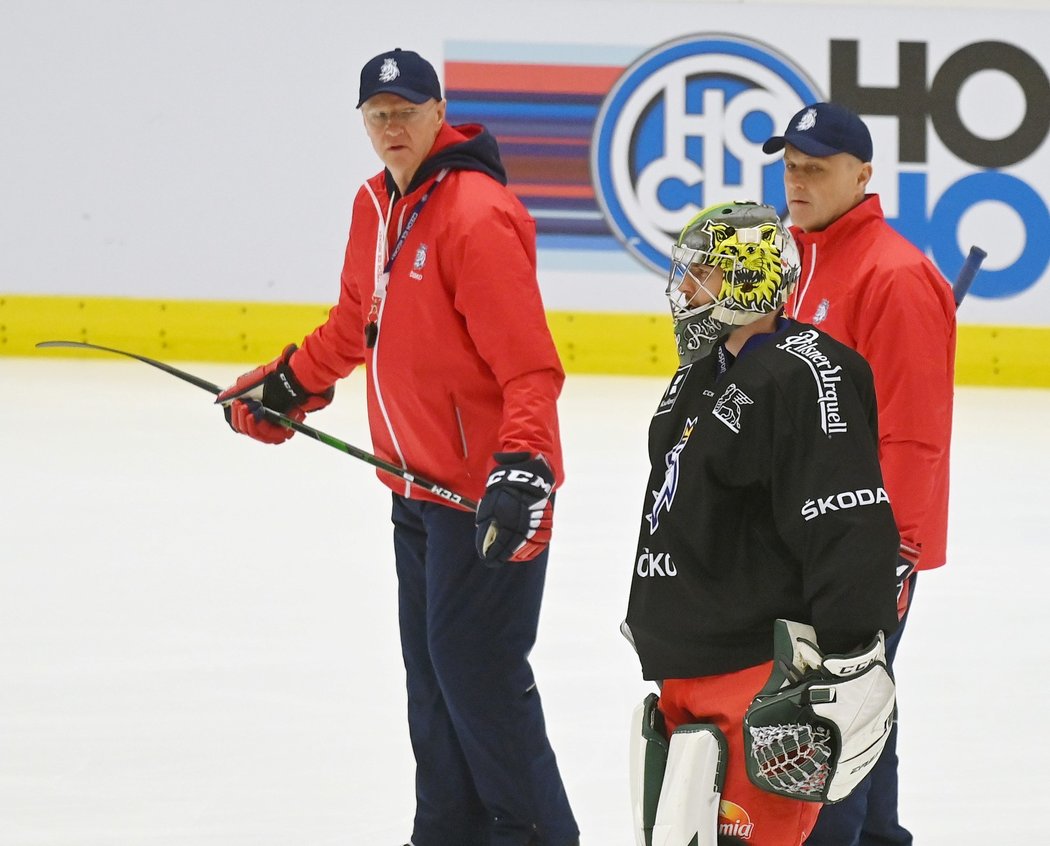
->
xmin=702 ymin=219 xmax=787 ymax=312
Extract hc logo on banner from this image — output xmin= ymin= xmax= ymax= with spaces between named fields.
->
xmin=591 ymin=35 xmax=821 ymax=275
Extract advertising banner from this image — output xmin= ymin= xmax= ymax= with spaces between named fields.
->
xmin=5 ymin=2 xmax=1049 ymax=377
xmin=443 ymin=25 xmax=1050 ymax=324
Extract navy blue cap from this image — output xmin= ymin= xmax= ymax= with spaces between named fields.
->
xmin=762 ymin=102 xmax=873 ymax=162
xmin=356 ymin=48 xmax=442 ymax=108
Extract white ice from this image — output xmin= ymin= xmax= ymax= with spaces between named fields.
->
xmin=2 ymin=357 xmax=1047 ymax=844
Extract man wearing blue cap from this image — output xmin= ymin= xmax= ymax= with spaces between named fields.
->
xmin=217 ymin=48 xmax=578 ymax=846
xmin=764 ymin=102 xmax=957 ymax=846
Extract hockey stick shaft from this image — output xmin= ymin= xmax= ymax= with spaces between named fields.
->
xmin=35 ymin=340 xmax=478 ymax=510
xmin=953 ymin=245 xmax=987 ymax=308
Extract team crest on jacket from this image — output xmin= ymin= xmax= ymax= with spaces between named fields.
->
xmin=379 ymin=58 xmax=400 ymax=83
xmin=712 ymin=383 xmax=753 ymax=433
xmin=813 ymin=298 xmax=830 ymax=325
xmin=647 ymin=417 xmax=697 ymax=533
xmin=410 ymin=243 xmax=428 ymax=280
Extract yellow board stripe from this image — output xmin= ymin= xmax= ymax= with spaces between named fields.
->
xmin=954 ymin=324 xmax=1050 ymax=387
xmin=3 ymin=294 xmax=1049 ymax=386
xmin=1 ymin=295 xmax=330 ymax=364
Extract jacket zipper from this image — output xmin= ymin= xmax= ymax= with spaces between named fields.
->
xmin=364 ymin=181 xmax=412 ymax=496
xmin=454 ymin=404 xmax=469 ymax=461
xmin=790 ymin=242 xmax=818 ymax=319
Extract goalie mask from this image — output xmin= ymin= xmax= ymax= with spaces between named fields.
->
xmin=667 ymin=201 xmax=800 ymax=364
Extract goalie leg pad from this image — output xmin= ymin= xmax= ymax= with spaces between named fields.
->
xmin=630 ymin=693 xmax=728 ymax=846
xmin=630 ymin=693 xmax=668 ymax=846
xmin=655 ymin=722 xmax=728 ymax=846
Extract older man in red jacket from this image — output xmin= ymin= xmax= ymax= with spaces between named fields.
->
xmin=764 ymin=102 xmax=957 ymax=846
xmin=218 ymin=48 xmax=578 ymax=846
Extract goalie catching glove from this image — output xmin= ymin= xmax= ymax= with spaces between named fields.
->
xmin=743 ymin=619 xmax=896 ymax=804
xmin=217 ymin=344 xmax=334 ymax=444
xmin=475 ymin=452 xmax=554 ymax=565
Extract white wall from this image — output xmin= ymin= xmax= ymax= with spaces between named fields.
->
xmin=4 ymin=0 xmax=1050 ymax=323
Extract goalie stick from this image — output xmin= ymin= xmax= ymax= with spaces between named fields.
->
xmin=34 ymin=340 xmax=478 ymax=510
xmin=953 ymin=244 xmax=987 ymax=308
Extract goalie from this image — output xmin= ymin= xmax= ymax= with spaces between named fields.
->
xmin=622 ymin=202 xmax=900 ymax=846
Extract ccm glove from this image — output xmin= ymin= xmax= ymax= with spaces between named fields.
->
xmin=217 ymin=344 xmax=334 ymax=444
xmin=475 ymin=452 xmax=555 ymax=565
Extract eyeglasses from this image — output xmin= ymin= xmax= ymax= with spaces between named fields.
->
xmin=363 ymin=103 xmax=434 ymax=129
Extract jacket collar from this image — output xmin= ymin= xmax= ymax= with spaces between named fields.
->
xmin=382 ymin=121 xmax=507 ymax=199
xmin=791 ymin=194 xmax=884 ymax=252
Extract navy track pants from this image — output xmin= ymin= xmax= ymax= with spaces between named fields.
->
xmin=805 ymin=574 xmax=917 ymax=846
xmin=391 ymin=494 xmax=578 ymax=846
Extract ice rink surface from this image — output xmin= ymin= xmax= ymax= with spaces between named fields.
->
xmin=2 ymin=356 xmax=1048 ymax=844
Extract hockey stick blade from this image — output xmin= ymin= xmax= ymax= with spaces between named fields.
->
xmin=953 ymin=245 xmax=987 ymax=309
xmin=37 ymin=339 xmax=225 ymax=394
xmin=35 ymin=340 xmax=478 ymax=510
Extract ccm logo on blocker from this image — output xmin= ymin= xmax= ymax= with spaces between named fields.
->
xmin=801 ymin=487 xmax=889 ymax=522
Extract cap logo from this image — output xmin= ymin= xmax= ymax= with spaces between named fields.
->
xmin=379 ymin=58 xmax=400 ymax=83
xmin=796 ymin=108 xmax=817 ymax=132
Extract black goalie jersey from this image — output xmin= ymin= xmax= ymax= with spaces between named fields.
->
xmin=624 ymin=319 xmax=900 ymax=681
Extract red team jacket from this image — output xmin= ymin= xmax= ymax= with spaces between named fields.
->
xmin=786 ymin=195 xmax=957 ymax=570
xmin=287 ymin=122 xmax=564 ymax=506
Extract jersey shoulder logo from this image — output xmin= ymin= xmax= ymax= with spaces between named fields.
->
xmin=712 ymin=382 xmax=754 ymax=433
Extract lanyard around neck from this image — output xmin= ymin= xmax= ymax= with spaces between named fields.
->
xmin=365 ymin=168 xmax=449 ymax=349
xmin=384 ymin=168 xmax=448 ymax=273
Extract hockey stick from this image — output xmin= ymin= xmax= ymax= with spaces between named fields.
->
xmin=953 ymin=245 xmax=987 ymax=308
xmin=34 ymin=340 xmax=478 ymax=510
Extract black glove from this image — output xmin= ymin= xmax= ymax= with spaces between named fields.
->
xmin=216 ymin=344 xmax=334 ymax=444
xmin=475 ymin=452 xmax=555 ymax=565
